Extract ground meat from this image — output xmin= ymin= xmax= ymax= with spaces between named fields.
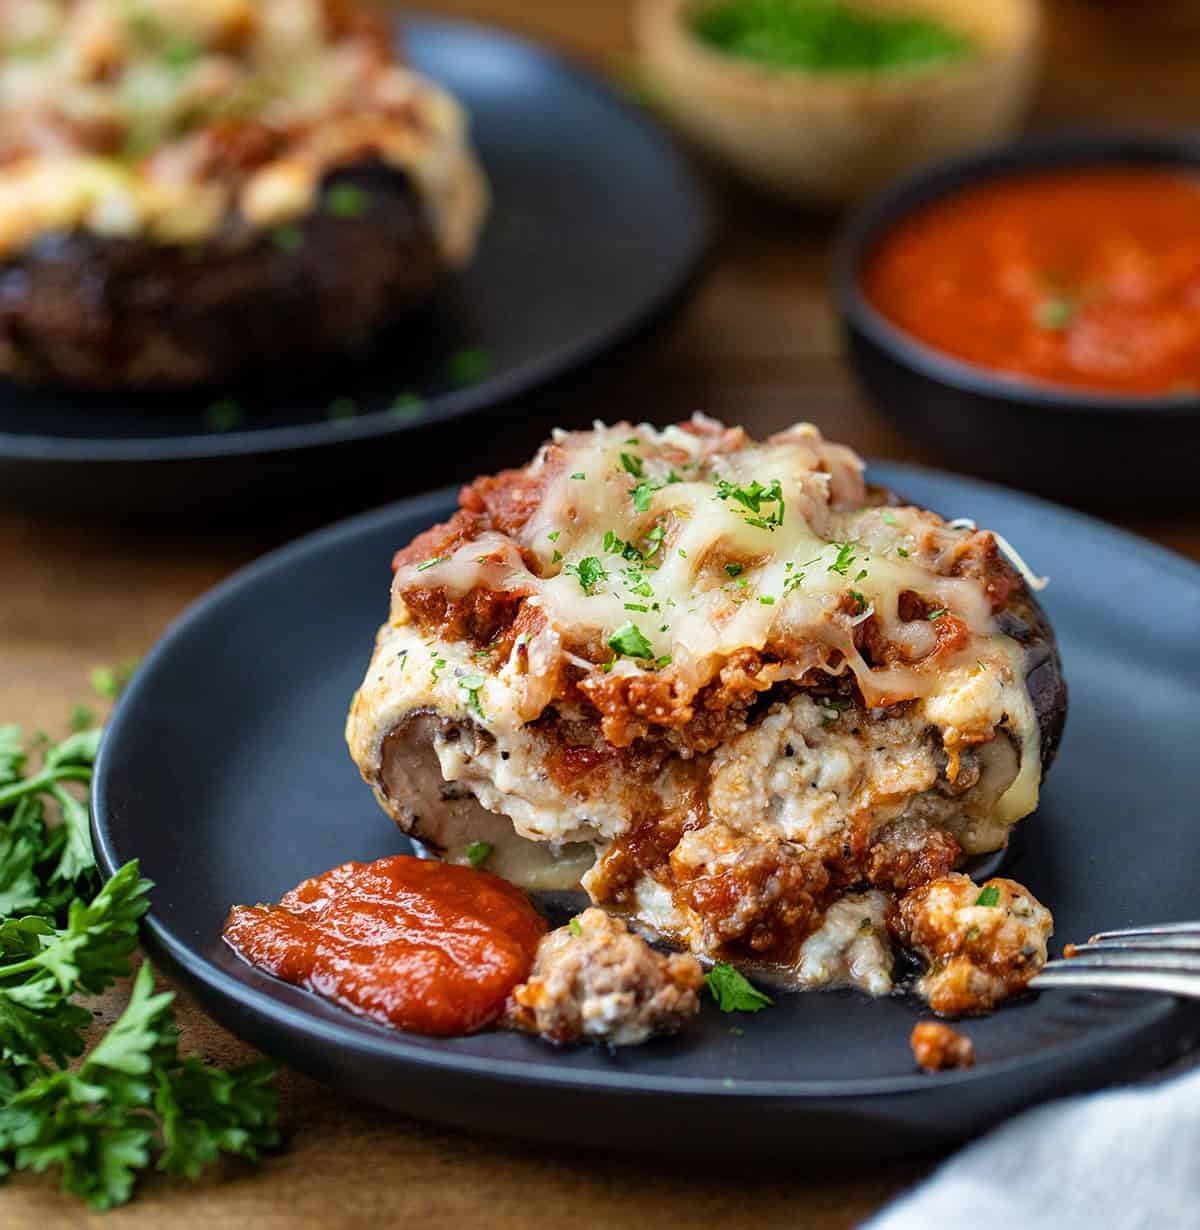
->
xmin=899 ymin=873 xmax=1052 ymax=1015
xmin=867 ymin=817 xmax=962 ymax=895
xmin=670 ymin=825 xmax=831 ymax=958
xmin=911 ymin=1021 xmax=976 ymax=1072
xmin=504 ymin=909 xmax=703 ymax=1046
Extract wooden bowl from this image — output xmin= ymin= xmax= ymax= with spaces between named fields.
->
xmin=634 ymin=0 xmax=1043 ymax=208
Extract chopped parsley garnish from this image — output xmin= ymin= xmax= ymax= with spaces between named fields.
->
xmin=389 ymin=393 xmax=425 ymax=421
xmin=860 ymin=917 xmax=874 ymax=932
xmin=547 ymin=530 xmax=561 ymax=542
xmin=458 ymin=672 xmax=487 ymax=720
xmin=678 ymin=549 xmax=688 ymax=559
xmin=325 ymin=183 xmax=370 ymax=218
xmin=714 ymin=477 xmax=785 ymax=531
xmin=854 ymin=568 xmax=868 ymax=582
xmin=464 ymin=841 xmax=493 ymax=868
xmin=416 ymin=556 xmax=447 ymax=572
xmin=965 ymin=924 xmax=981 ymax=941
xmin=1035 ymin=297 xmax=1076 ymax=331
xmin=782 ymin=570 xmax=805 ymax=596
xmin=446 ymin=346 xmax=492 ymax=387
xmin=565 ymin=556 xmax=607 ymax=594
xmin=827 ymin=542 xmax=857 ymax=575
xmin=656 ymin=655 xmax=672 ymax=667
xmin=927 ymin=607 xmax=947 ymax=621
xmin=757 ymin=595 xmax=775 ymax=605
xmin=704 ymin=962 xmax=773 ymax=1013
xmin=90 ymin=659 xmax=140 ymax=701
xmin=608 ymin=621 xmax=654 ymax=660
xmin=643 ymin=524 xmax=666 ymax=558
xmin=896 ymin=546 xmax=910 ymax=558
xmin=204 ymin=399 xmax=242 ymax=433
xmin=271 ymin=224 xmax=302 ymax=252
xmin=624 ymin=603 xmax=648 ymax=612
xmin=629 ymin=480 xmax=660 ymax=513
xmin=551 ymin=550 xmax=562 ymax=563
xmin=568 ymin=917 xmax=583 ymax=937
xmin=571 ymin=472 xmax=586 ymax=481
xmin=882 ymin=510 xmax=898 ymax=525
xmin=163 ymin=38 xmax=201 ymax=69
xmin=604 ymin=531 xmax=645 ymax=562
xmin=975 ymin=885 xmax=1001 ymax=908
xmin=848 ymin=590 xmax=867 ymax=612
xmin=620 ymin=452 xmax=644 ymax=478
xmin=430 ymin=655 xmax=447 ymax=683
xmin=725 ymin=563 xmax=744 ymax=577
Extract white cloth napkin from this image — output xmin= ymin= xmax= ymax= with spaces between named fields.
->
xmin=867 ymin=1064 xmax=1200 ymax=1229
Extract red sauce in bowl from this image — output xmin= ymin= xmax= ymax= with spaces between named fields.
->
xmin=863 ymin=167 xmax=1200 ymax=396
xmin=223 ymin=855 xmax=547 ymax=1037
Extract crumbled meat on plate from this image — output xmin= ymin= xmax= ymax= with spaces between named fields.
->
xmin=911 ymin=1021 xmax=976 ymax=1072
xmin=504 ymin=908 xmax=703 ymax=1046
xmin=899 ymin=873 xmax=1052 ymax=1015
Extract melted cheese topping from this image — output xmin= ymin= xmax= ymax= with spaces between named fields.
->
xmin=0 ymin=0 xmax=487 ymax=261
xmin=350 ymin=419 xmax=1043 ymax=859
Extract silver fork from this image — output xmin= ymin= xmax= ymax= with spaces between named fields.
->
xmin=1031 ymin=923 xmax=1200 ymax=998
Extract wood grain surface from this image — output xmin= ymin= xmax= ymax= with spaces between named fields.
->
xmin=4 ymin=1 xmax=1199 ymax=1224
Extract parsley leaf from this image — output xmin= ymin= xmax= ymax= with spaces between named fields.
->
xmin=620 ymin=452 xmax=644 ymax=478
xmin=324 ymin=183 xmax=370 ymax=218
xmin=608 ymin=622 xmax=654 ymax=660
xmin=826 ymin=543 xmax=857 ymax=576
xmin=458 ymin=673 xmax=487 ymax=721
xmin=564 ymin=556 xmax=607 ymax=594
xmin=464 ymin=841 xmax=493 ymax=868
xmin=975 ymin=885 xmax=1001 ymax=908
xmin=714 ymin=478 xmax=785 ymax=530
xmin=704 ymin=963 xmax=773 ymax=1013
xmin=568 ymin=917 xmax=583 ymax=937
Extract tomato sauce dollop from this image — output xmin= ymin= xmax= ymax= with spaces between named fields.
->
xmin=864 ymin=167 xmax=1200 ymax=396
xmin=223 ymin=855 xmax=547 ymax=1037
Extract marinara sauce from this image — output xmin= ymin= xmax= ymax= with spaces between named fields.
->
xmin=864 ymin=167 xmax=1200 ymax=396
xmin=224 ymin=855 xmax=547 ymax=1036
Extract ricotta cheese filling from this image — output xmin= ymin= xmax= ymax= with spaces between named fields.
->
xmin=347 ymin=417 xmax=1050 ymax=997
xmin=0 ymin=0 xmax=487 ymax=262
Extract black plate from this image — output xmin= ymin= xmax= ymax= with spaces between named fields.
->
xmin=0 ymin=16 xmax=711 ymax=520
xmin=93 ymin=464 xmax=1200 ymax=1160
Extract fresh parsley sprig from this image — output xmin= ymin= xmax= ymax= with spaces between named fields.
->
xmin=0 ymin=720 xmax=281 ymax=1209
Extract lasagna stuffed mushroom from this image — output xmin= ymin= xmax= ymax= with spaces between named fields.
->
xmin=0 ymin=0 xmax=487 ymax=387
xmin=348 ymin=418 xmax=1066 ymax=1015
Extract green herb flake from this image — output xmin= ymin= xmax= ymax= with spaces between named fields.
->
xmin=897 ymin=546 xmax=910 ymax=558
xmin=725 ymin=563 xmax=744 ymax=577
xmin=927 ymin=607 xmax=948 ymax=621
xmin=827 ymin=542 xmax=857 ymax=576
xmin=568 ymin=917 xmax=583 ymax=937
xmin=624 ymin=603 xmax=649 ymax=612
xmin=715 ymin=477 xmax=785 ymax=531
xmin=271 ymin=224 xmax=303 ymax=252
xmin=565 ymin=556 xmax=607 ymax=594
xmin=389 ymin=392 xmax=425 ymax=422
xmin=430 ymin=655 xmax=447 ymax=684
xmin=547 ymin=531 xmax=561 ymax=542
xmin=464 ymin=841 xmax=493 ymax=868
xmin=325 ymin=182 xmax=370 ymax=218
xmin=446 ymin=346 xmax=492 ymax=387
xmin=458 ymin=672 xmax=488 ymax=720
xmin=882 ymin=510 xmax=898 ymax=525
xmin=757 ymin=595 xmax=775 ymax=605
xmin=620 ymin=452 xmax=644 ymax=478
xmin=704 ymin=962 xmax=773 ymax=1013
xmin=1035 ymin=297 xmax=1076 ymax=331
xmin=975 ymin=885 xmax=1001 ymax=908
xmin=608 ymin=621 xmax=653 ymax=660
xmin=416 ymin=556 xmax=448 ymax=572
xmin=848 ymin=590 xmax=867 ymax=612
xmin=204 ymin=399 xmax=242 ymax=433
xmin=570 ymin=472 xmax=586 ymax=481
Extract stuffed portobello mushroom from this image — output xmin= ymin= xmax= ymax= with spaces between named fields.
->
xmin=0 ymin=0 xmax=488 ymax=388
xmin=347 ymin=418 xmax=1068 ymax=1017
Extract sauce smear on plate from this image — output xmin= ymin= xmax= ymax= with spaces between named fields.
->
xmin=864 ymin=167 xmax=1200 ymax=395
xmin=224 ymin=855 xmax=547 ymax=1036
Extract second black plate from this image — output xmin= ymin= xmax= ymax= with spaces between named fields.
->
xmin=0 ymin=16 xmax=711 ymax=518
xmin=93 ymin=464 xmax=1200 ymax=1161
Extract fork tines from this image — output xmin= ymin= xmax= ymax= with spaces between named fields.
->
xmin=1030 ymin=923 xmax=1200 ymax=1000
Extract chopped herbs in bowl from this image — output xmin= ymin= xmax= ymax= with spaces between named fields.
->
xmin=691 ymin=0 xmax=974 ymax=73
xmin=634 ymin=0 xmax=1041 ymax=206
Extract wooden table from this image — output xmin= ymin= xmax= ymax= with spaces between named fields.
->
xmin=5 ymin=2 xmax=1199 ymax=1225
